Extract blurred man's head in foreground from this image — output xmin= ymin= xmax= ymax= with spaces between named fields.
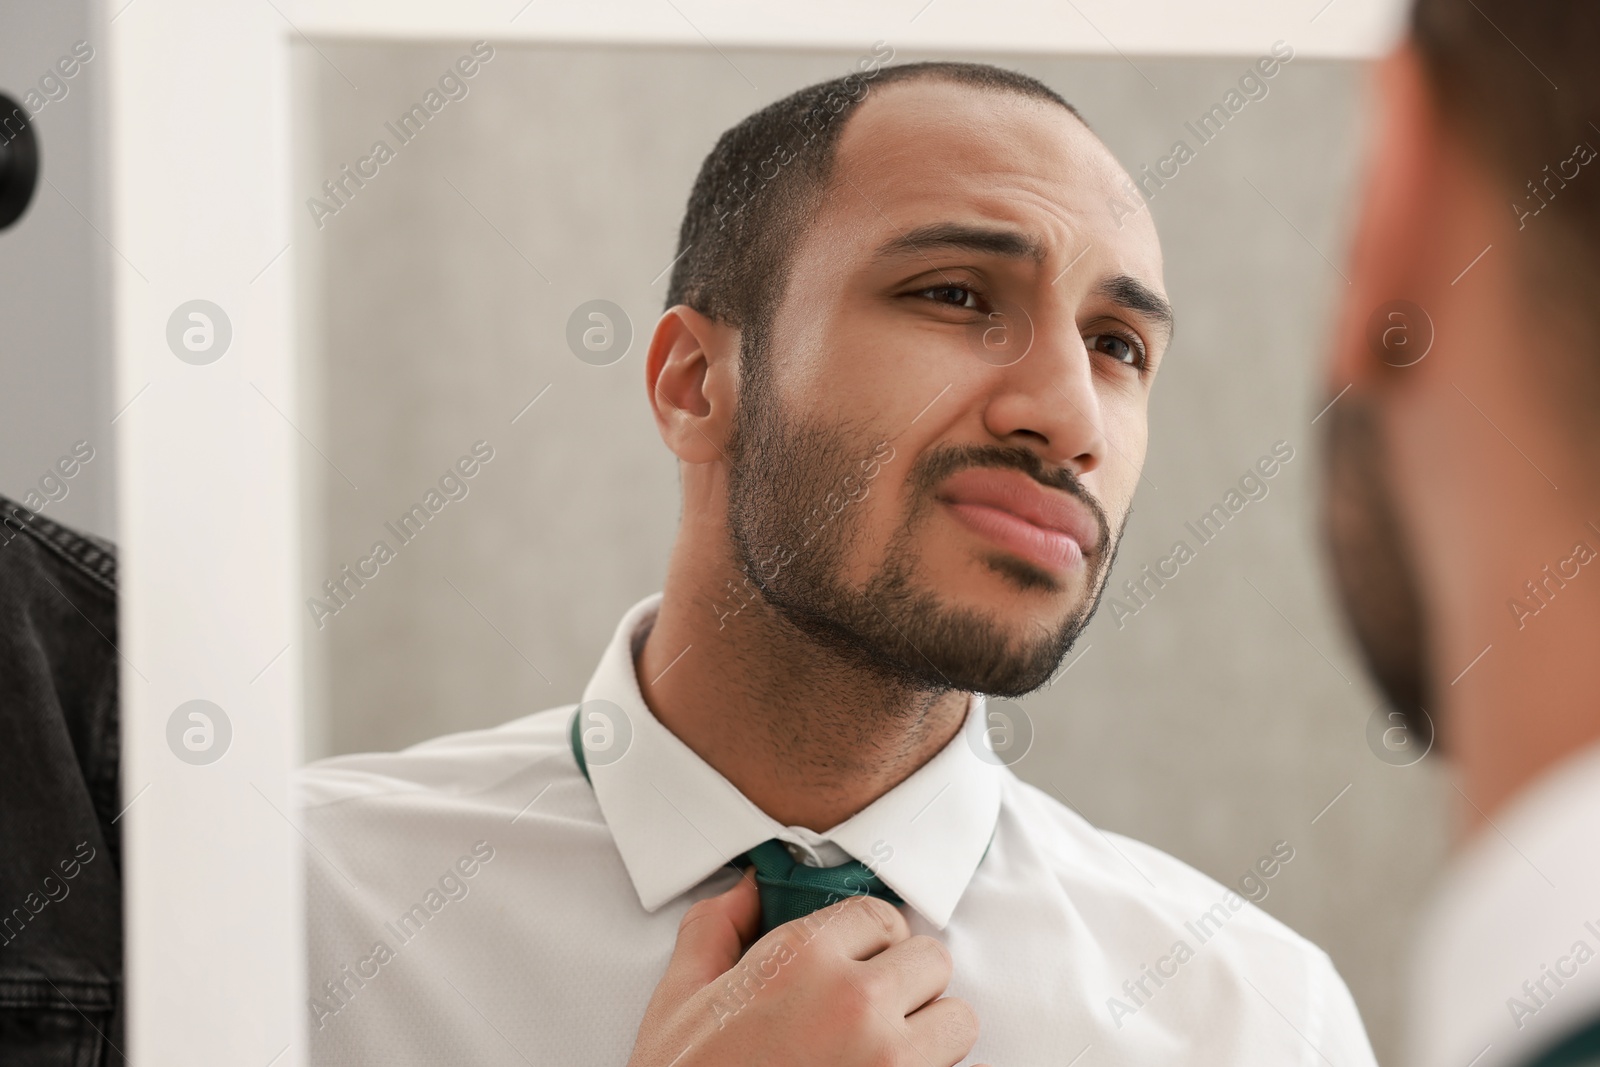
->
xmin=1324 ymin=1 xmax=1600 ymax=813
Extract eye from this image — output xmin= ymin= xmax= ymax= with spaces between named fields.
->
xmin=1086 ymin=329 xmax=1146 ymax=368
xmin=916 ymin=285 xmax=983 ymax=310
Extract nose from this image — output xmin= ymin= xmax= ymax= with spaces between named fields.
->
xmin=979 ymin=308 xmax=1107 ymax=477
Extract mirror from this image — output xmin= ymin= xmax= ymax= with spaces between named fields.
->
xmin=288 ymin=36 xmax=1442 ymax=1064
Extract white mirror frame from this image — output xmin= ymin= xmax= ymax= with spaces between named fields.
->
xmin=105 ymin=1 xmax=1403 ymax=1062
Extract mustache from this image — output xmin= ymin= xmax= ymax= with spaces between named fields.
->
xmin=908 ymin=442 xmax=1112 ymax=556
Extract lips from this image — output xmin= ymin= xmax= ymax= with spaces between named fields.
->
xmin=934 ymin=467 xmax=1099 ymax=574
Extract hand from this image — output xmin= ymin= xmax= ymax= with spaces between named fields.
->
xmin=626 ymin=866 xmax=984 ymax=1067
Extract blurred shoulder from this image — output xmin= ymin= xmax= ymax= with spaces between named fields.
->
xmin=295 ymin=703 xmax=583 ymax=817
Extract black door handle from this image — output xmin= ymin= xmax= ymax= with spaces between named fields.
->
xmin=0 ymin=92 xmax=40 ymax=231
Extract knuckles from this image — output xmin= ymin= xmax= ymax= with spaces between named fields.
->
xmin=908 ymin=933 xmax=954 ymax=976
xmin=848 ymin=894 xmax=906 ymax=939
xmin=934 ymin=996 xmax=981 ymax=1049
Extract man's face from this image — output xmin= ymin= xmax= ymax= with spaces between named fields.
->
xmin=723 ymin=79 xmax=1172 ymax=697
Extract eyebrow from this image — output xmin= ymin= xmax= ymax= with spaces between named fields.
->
xmin=872 ymin=223 xmax=1047 ymax=265
xmin=1098 ymin=274 xmax=1175 ymax=340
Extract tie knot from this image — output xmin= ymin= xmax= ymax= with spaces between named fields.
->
xmin=570 ymin=709 xmax=905 ymax=934
xmin=734 ymin=839 xmax=903 ymax=935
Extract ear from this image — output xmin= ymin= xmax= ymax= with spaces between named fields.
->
xmin=1329 ymin=44 xmax=1444 ymax=395
xmin=645 ymin=304 xmax=741 ymax=464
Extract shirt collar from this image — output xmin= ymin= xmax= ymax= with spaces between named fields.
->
xmin=1408 ymin=739 xmax=1600 ymax=1067
xmin=577 ymin=591 xmax=1003 ymax=930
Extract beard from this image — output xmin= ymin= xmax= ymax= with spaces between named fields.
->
xmin=1321 ymin=392 xmax=1437 ymax=749
xmin=722 ymin=353 xmax=1119 ymax=699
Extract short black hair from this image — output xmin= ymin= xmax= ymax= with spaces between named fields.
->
xmin=665 ymin=60 xmax=1082 ymax=379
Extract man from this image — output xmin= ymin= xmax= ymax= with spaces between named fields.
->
xmin=1320 ymin=3 xmax=1600 ymax=1066
xmin=300 ymin=61 xmax=1376 ymax=1064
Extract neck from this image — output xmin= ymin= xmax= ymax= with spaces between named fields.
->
xmin=635 ymin=549 xmax=970 ymax=832
xmin=1440 ymin=555 xmax=1600 ymax=835
xmin=1405 ymin=365 xmax=1600 ymax=833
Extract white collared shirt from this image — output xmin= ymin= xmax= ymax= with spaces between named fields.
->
xmin=297 ymin=592 xmax=1377 ymax=1065
xmin=1407 ymin=741 xmax=1600 ymax=1067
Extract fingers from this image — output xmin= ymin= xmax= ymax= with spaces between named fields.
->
xmin=721 ymin=865 xmax=763 ymax=947
xmin=903 ymin=995 xmax=981 ymax=1067
xmin=857 ymin=934 xmax=954 ymax=1016
xmin=852 ymin=935 xmax=972 ymax=1067
xmin=756 ymin=892 xmax=908 ymax=963
xmin=659 ymin=867 xmax=762 ymax=998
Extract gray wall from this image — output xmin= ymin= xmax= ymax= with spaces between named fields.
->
xmin=296 ymin=41 xmax=1448 ymax=1063
xmin=0 ymin=0 xmax=114 ymax=538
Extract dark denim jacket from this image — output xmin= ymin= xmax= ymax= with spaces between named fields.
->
xmin=0 ymin=494 xmax=123 ymax=1065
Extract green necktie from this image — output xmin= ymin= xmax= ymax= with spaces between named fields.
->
xmin=736 ymin=837 xmax=904 ymax=935
xmin=570 ymin=708 xmax=904 ymax=935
